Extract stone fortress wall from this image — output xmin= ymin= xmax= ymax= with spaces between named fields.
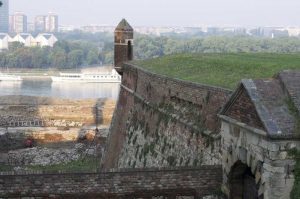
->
xmin=102 ymin=63 xmax=232 ymax=168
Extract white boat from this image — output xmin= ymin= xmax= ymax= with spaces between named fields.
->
xmin=51 ymin=69 xmax=121 ymax=83
xmin=0 ymin=73 xmax=22 ymax=81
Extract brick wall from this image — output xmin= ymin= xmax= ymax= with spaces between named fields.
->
xmin=0 ymin=166 xmax=222 ymax=198
xmin=223 ymin=86 xmax=265 ymax=131
xmin=102 ymin=63 xmax=231 ymax=169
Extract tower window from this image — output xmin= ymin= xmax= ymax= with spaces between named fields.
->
xmin=128 ymin=40 xmax=132 ymax=60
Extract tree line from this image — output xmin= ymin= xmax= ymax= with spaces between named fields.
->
xmin=1 ymin=31 xmax=300 ymax=69
xmin=0 ymin=40 xmax=101 ymax=69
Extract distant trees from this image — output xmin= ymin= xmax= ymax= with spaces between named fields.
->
xmin=134 ymin=35 xmax=300 ymax=58
xmin=0 ymin=40 xmax=101 ymax=69
xmin=1 ymin=30 xmax=300 ymax=69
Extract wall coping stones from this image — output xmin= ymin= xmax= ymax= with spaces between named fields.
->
xmin=219 ymin=115 xmax=300 ymax=141
xmin=0 ymin=165 xmax=222 ymax=176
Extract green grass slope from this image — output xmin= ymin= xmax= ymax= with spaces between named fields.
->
xmin=132 ymin=53 xmax=300 ymax=89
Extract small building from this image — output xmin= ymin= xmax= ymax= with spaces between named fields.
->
xmin=35 ymin=33 xmax=58 ymax=47
xmin=11 ymin=33 xmax=36 ymax=47
xmin=0 ymin=33 xmax=10 ymax=50
xmin=219 ymin=70 xmax=300 ymax=198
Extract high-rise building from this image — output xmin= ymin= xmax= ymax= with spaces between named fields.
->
xmin=27 ymin=22 xmax=35 ymax=32
xmin=34 ymin=15 xmax=46 ymax=32
xmin=11 ymin=12 xmax=27 ymax=33
xmin=9 ymin=15 xmax=14 ymax=32
xmin=0 ymin=0 xmax=9 ymax=33
xmin=45 ymin=13 xmax=58 ymax=32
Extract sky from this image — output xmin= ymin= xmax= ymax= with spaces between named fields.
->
xmin=9 ymin=0 xmax=300 ymax=27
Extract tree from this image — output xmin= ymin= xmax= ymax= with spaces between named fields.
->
xmin=50 ymin=50 xmax=67 ymax=68
xmin=67 ymin=50 xmax=84 ymax=67
xmin=87 ymin=50 xmax=99 ymax=65
xmin=8 ymin=42 xmax=24 ymax=52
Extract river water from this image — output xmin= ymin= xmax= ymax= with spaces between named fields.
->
xmin=0 ymin=79 xmax=120 ymax=100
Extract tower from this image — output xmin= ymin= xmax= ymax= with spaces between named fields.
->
xmin=0 ymin=0 xmax=9 ymax=33
xmin=114 ymin=19 xmax=133 ymax=75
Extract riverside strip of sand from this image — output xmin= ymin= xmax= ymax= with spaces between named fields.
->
xmin=0 ymin=95 xmax=116 ymax=126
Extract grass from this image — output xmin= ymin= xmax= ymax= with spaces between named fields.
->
xmin=0 ymin=164 xmax=14 ymax=172
xmin=26 ymin=156 xmax=99 ymax=173
xmin=132 ymin=53 xmax=300 ymax=89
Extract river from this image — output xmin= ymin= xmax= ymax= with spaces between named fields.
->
xmin=0 ymin=79 xmax=120 ymax=100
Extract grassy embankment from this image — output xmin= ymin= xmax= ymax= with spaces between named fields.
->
xmin=132 ymin=53 xmax=300 ymax=89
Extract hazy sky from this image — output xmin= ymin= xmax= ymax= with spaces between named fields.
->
xmin=10 ymin=0 xmax=300 ymax=27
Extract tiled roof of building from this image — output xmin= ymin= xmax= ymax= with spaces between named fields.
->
xmin=277 ymin=71 xmax=300 ymax=113
xmin=115 ymin=19 xmax=133 ymax=31
xmin=221 ymin=70 xmax=300 ymax=139
xmin=0 ymin=34 xmax=7 ymax=39
xmin=19 ymin=33 xmax=31 ymax=40
xmin=41 ymin=34 xmax=52 ymax=40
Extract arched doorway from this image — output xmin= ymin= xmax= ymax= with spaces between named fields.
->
xmin=229 ymin=161 xmax=260 ymax=199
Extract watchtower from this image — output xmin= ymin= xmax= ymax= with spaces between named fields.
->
xmin=114 ymin=19 xmax=133 ymax=75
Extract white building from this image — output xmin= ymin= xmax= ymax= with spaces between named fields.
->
xmin=11 ymin=33 xmax=37 ymax=47
xmin=0 ymin=33 xmax=11 ymax=50
xmin=35 ymin=33 xmax=58 ymax=47
xmin=0 ymin=33 xmax=57 ymax=49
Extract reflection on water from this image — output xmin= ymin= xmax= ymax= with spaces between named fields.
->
xmin=0 ymin=80 xmax=120 ymax=100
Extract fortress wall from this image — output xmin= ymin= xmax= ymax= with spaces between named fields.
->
xmin=102 ymin=63 xmax=232 ymax=168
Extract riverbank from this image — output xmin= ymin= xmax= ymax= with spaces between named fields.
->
xmin=0 ymin=95 xmax=115 ymax=126
xmin=0 ymin=95 xmax=115 ymax=171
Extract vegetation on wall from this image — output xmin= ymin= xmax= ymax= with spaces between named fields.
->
xmin=133 ymin=53 xmax=300 ymax=89
xmin=286 ymin=97 xmax=300 ymax=134
xmin=288 ymin=149 xmax=300 ymax=199
xmin=118 ymin=93 xmax=219 ymax=169
xmin=0 ymin=156 xmax=99 ymax=173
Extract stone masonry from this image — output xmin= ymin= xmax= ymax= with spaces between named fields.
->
xmin=219 ymin=72 xmax=300 ymax=198
xmin=102 ymin=63 xmax=231 ymax=169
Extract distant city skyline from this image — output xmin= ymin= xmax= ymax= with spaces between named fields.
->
xmin=9 ymin=0 xmax=300 ymax=27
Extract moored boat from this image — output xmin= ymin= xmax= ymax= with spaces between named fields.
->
xmin=51 ymin=69 xmax=121 ymax=83
xmin=0 ymin=73 xmax=23 ymax=81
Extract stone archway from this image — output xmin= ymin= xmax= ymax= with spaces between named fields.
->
xmin=229 ymin=161 xmax=260 ymax=199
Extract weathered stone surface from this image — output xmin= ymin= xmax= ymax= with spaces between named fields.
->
xmin=220 ymin=119 xmax=300 ymax=199
xmin=102 ymin=63 xmax=231 ymax=169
